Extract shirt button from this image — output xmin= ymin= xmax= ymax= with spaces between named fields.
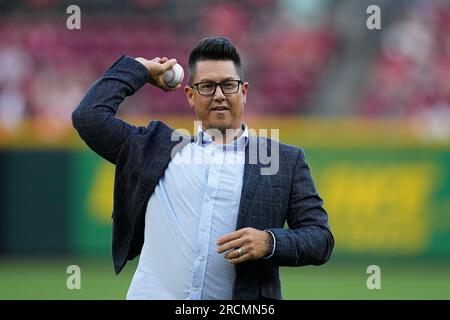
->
xmin=199 ymin=256 xmax=204 ymax=262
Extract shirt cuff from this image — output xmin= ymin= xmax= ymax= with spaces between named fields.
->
xmin=262 ymin=230 xmax=276 ymax=260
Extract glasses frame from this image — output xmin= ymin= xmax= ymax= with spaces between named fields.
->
xmin=192 ymin=80 xmax=244 ymax=96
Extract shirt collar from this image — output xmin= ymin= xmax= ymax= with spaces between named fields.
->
xmin=196 ymin=122 xmax=249 ymax=151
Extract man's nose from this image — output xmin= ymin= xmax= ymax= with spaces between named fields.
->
xmin=213 ymin=85 xmax=226 ymax=100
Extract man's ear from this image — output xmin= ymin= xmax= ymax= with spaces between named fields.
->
xmin=184 ymin=85 xmax=195 ymax=108
xmin=241 ymin=82 xmax=249 ymax=104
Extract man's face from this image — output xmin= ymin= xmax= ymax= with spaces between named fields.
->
xmin=185 ymin=60 xmax=249 ymax=133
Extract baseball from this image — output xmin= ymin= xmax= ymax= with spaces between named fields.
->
xmin=163 ymin=63 xmax=184 ymax=88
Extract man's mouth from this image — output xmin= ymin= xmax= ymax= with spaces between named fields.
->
xmin=211 ymin=106 xmax=229 ymax=112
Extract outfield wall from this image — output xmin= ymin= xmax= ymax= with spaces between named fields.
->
xmin=1 ymin=117 xmax=449 ymax=258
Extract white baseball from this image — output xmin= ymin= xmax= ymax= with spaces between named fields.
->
xmin=163 ymin=63 xmax=184 ymax=88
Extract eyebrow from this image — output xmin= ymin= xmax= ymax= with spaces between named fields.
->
xmin=197 ymin=77 xmax=237 ymax=83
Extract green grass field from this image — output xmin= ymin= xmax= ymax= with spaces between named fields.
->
xmin=1 ymin=256 xmax=449 ymax=300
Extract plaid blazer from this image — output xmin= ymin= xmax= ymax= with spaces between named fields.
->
xmin=72 ymin=56 xmax=334 ymax=300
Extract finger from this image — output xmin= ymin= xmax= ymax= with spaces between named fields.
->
xmin=160 ymin=58 xmax=177 ymax=72
xmin=217 ymin=229 xmax=244 ymax=246
xmin=170 ymin=84 xmax=182 ymax=90
xmin=224 ymin=247 xmax=247 ymax=260
xmin=160 ymin=57 xmax=168 ymax=63
xmin=228 ymin=252 xmax=249 ymax=264
xmin=162 ymin=85 xmax=180 ymax=92
xmin=217 ymin=238 xmax=245 ymax=254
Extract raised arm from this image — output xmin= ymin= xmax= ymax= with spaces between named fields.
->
xmin=72 ymin=55 xmax=177 ymax=164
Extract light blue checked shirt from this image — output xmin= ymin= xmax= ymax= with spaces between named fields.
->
xmin=127 ymin=123 xmax=249 ymax=300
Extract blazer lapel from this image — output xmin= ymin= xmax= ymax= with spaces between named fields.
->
xmin=236 ymin=135 xmax=264 ymax=229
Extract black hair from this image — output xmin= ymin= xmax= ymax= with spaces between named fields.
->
xmin=188 ymin=36 xmax=243 ymax=85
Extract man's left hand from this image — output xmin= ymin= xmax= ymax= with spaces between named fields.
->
xmin=216 ymin=228 xmax=272 ymax=264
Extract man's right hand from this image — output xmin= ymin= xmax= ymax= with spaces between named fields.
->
xmin=135 ymin=57 xmax=179 ymax=91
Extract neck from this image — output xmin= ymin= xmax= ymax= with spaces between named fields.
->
xmin=204 ymin=124 xmax=244 ymax=144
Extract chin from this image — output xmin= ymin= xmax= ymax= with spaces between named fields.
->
xmin=208 ymin=121 xmax=231 ymax=134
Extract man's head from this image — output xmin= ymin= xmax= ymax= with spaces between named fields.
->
xmin=185 ymin=36 xmax=248 ymax=137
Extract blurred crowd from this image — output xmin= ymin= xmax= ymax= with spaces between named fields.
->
xmin=0 ymin=0 xmax=335 ymax=133
xmin=1 ymin=0 xmax=449 ymax=140
xmin=359 ymin=0 xmax=450 ymax=139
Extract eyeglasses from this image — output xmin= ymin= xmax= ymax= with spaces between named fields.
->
xmin=192 ymin=80 xmax=243 ymax=96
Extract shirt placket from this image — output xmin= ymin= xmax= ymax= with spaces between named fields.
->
xmin=188 ymin=143 xmax=225 ymax=299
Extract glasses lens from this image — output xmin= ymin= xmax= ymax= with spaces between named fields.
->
xmin=221 ymin=81 xmax=239 ymax=94
xmin=198 ymin=83 xmax=216 ymax=95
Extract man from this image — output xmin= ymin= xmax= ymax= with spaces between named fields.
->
xmin=72 ymin=36 xmax=334 ymax=300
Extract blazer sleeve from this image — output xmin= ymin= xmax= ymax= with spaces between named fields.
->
xmin=72 ymin=55 xmax=152 ymax=164
xmin=267 ymin=149 xmax=334 ymax=266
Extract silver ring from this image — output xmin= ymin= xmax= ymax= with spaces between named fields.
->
xmin=237 ymin=248 xmax=244 ymax=257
